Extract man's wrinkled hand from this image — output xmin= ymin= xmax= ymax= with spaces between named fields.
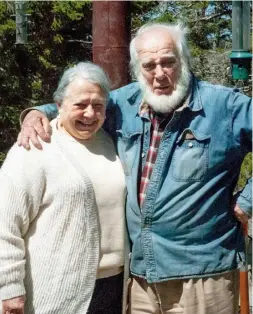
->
xmin=234 ymin=203 xmax=250 ymax=224
xmin=17 ymin=110 xmax=51 ymax=150
xmin=2 ymin=295 xmax=25 ymax=314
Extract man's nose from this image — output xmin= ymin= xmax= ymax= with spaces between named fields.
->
xmin=154 ymin=65 xmax=165 ymax=80
xmin=83 ymin=105 xmax=95 ymax=118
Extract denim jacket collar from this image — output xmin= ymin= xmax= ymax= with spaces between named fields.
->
xmin=127 ymin=84 xmax=143 ymax=107
xmin=188 ymin=74 xmax=203 ymax=112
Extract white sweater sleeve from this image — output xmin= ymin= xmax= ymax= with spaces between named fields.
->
xmin=0 ymin=145 xmax=45 ymax=300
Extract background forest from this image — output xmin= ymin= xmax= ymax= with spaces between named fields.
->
xmin=0 ymin=0 xmax=251 ymax=191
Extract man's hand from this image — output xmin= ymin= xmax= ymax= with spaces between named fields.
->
xmin=17 ymin=110 xmax=51 ymax=150
xmin=2 ymin=296 xmax=25 ymax=314
xmin=234 ymin=203 xmax=250 ymax=224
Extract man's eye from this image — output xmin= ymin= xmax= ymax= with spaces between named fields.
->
xmin=161 ymin=59 xmax=176 ymax=67
xmin=142 ymin=63 xmax=155 ymax=71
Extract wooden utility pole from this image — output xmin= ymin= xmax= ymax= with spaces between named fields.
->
xmin=92 ymin=1 xmax=131 ymax=89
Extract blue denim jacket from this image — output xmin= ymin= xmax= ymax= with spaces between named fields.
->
xmin=35 ymin=75 xmax=252 ymax=283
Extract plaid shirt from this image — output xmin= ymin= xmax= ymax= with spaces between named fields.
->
xmin=139 ymin=105 xmax=171 ymax=208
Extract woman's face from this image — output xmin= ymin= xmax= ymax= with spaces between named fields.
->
xmin=58 ymin=78 xmax=107 ymax=140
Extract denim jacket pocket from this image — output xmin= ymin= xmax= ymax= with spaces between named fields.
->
xmin=172 ymin=129 xmax=210 ymax=182
xmin=116 ymin=129 xmax=142 ymax=176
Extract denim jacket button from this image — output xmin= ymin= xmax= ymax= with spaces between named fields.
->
xmin=142 ymin=153 xmax=145 ymax=158
xmin=188 ymin=142 xmax=193 ymax=148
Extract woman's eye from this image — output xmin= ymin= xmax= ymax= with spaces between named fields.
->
xmin=76 ymin=103 xmax=87 ymax=108
xmin=94 ymin=104 xmax=103 ymax=109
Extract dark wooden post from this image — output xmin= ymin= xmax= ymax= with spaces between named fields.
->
xmin=92 ymin=1 xmax=131 ymax=89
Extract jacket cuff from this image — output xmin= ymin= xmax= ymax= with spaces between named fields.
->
xmin=237 ymin=194 xmax=252 ymax=216
xmin=19 ymin=108 xmax=39 ymax=125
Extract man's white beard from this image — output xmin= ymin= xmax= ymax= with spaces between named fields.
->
xmin=138 ymin=64 xmax=191 ymax=114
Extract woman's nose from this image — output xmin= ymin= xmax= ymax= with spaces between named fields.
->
xmin=83 ymin=105 xmax=95 ymax=118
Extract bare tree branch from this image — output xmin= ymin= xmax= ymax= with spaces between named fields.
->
xmin=189 ymin=10 xmax=232 ymax=24
xmin=66 ymin=39 xmax=92 ymax=45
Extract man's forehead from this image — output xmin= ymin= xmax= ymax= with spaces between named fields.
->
xmin=135 ymin=30 xmax=176 ymax=57
xmin=140 ymin=51 xmax=176 ymax=63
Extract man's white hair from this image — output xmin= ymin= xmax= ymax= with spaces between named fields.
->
xmin=129 ymin=22 xmax=191 ymax=113
xmin=130 ymin=22 xmax=190 ymax=79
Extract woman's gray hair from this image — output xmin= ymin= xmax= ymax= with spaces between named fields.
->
xmin=53 ymin=62 xmax=111 ymax=104
xmin=130 ymin=22 xmax=190 ymax=79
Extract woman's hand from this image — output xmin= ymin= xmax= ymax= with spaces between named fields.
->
xmin=2 ymin=296 xmax=25 ymax=314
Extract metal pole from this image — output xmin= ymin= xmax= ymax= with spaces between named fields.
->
xmin=92 ymin=1 xmax=131 ymax=89
xmin=230 ymin=0 xmax=252 ymax=80
xmin=232 ymin=1 xmax=243 ymax=51
xmin=15 ymin=0 xmax=27 ymax=44
xmin=242 ymin=1 xmax=250 ymax=51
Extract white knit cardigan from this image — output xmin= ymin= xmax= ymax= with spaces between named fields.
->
xmin=0 ymin=122 xmax=129 ymax=313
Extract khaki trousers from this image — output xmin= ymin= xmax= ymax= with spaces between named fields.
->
xmin=128 ymin=271 xmax=239 ymax=314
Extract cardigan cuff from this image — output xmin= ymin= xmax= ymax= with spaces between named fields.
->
xmin=0 ymin=282 xmax=26 ymax=301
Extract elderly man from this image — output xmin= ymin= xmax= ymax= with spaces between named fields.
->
xmin=18 ymin=22 xmax=251 ymax=314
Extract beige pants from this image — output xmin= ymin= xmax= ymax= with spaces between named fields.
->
xmin=128 ymin=271 xmax=239 ymax=314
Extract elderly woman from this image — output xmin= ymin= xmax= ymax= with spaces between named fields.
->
xmin=0 ymin=62 xmax=127 ymax=314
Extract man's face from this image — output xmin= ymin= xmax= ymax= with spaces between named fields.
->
xmin=59 ymin=78 xmax=106 ymax=140
xmin=135 ymin=28 xmax=181 ymax=96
